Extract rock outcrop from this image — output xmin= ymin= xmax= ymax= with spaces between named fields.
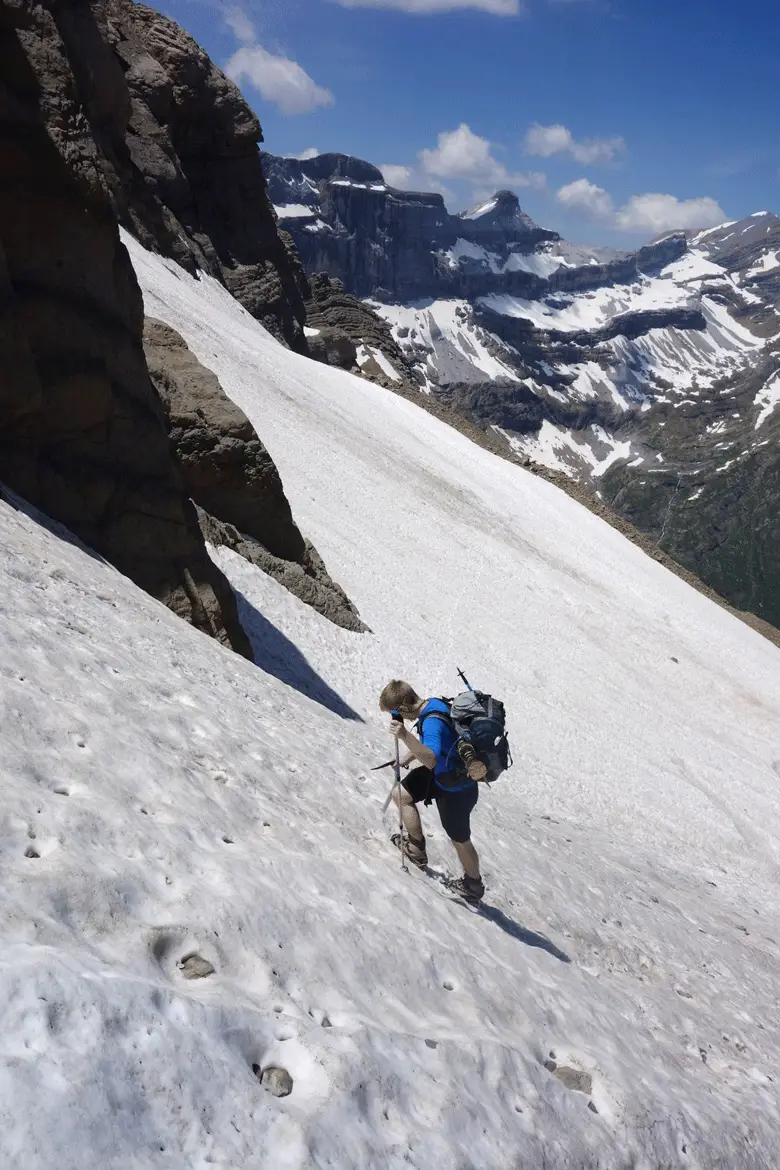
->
xmin=0 ymin=0 xmax=251 ymax=657
xmin=144 ymin=321 xmax=367 ymax=632
xmin=47 ymin=0 xmax=310 ymax=350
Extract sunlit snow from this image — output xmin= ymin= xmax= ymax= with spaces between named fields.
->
xmin=2 ymin=232 xmax=778 ymax=1169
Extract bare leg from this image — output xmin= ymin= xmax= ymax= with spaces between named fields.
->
xmin=393 ymin=785 xmax=425 ymax=845
xmin=452 ymin=838 xmax=481 ymax=880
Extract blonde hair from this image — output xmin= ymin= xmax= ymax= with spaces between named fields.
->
xmin=379 ymin=680 xmax=422 ymax=716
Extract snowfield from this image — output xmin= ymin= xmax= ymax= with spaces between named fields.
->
xmin=1 ymin=235 xmax=779 ymax=1170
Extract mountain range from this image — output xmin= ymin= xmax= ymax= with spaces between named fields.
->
xmin=267 ymin=152 xmax=780 ymax=632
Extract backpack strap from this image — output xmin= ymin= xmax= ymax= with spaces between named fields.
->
xmin=415 ymin=699 xmax=453 ymax=736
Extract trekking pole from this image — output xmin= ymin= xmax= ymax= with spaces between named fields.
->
xmin=392 ymin=711 xmax=408 ymax=872
xmin=456 ymin=666 xmax=474 ymax=692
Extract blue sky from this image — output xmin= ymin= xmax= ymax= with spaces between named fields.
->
xmin=162 ymin=0 xmax=777 ymax=245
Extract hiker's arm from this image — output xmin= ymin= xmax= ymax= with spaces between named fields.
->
xmin=390 ymin=721 xmax=436 ymax=770
xmin=399 ymin=752 xmax=415 ymax=769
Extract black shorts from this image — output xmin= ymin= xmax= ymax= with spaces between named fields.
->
xmin=403 ymin=766 xmax=478 ymax=844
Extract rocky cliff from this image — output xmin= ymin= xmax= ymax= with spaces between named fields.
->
xmin=50 ymin=0 xmax=310 ymax=350
xmin=144 ymin=320 xmax=367 ymax=631
xmin=0 ymin=0 xmax=250 ymax=656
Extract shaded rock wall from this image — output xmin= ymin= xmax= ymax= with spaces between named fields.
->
xmin=144 ymin=320 xmax=367 ymax=632
xmin=47 ymin=0 xmax=310 ymax=350
xmin=0 ymin=0 xmax=251 ymax=657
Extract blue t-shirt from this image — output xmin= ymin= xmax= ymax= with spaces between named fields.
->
xmin=417 ymin=699 xmax=475 ymax=792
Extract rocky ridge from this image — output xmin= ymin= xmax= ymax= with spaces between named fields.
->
xmin=76 ymin=0 xmax=311 ymax=350
xmin=144 ymin=320 xmax=367 ymax=631
xmin=0 ymin=0 xmax=364 ymax=651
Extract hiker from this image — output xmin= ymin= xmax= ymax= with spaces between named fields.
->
xmin=379 ymin=679 xmax=486 ymax=902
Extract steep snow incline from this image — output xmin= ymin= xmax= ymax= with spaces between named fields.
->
xmin=1 ymin=236 xmax=779 ymax=1170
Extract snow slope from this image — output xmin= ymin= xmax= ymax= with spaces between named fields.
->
xmin=2 ymin=236 xmax=779 ymax=1170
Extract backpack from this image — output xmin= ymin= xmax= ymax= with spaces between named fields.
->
xmin=420 ymin=689 xmax=512 ymax=784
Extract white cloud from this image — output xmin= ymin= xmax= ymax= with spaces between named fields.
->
xmin=380 ymin=164 xmax=415 ymax=188
xmin=334 ymin=0 xmax=522 ymax=14
xmin=615 ymin=193 xmax=726 ymax=233
xmin=556 ymin=178 xmax=615 ymax=218
xmin=419 ymin=123 xmax=545 ymax=190
xmin=225 ymin=44 xmax=334 ymax=116
xmin=525 ymin=122 xmax=625 ymax=165
xmin=224 ymin=6 xmax=256 ymax=43
xmin=296 ymin=147 xmax=321 ymax=160
xmin=556 ymin=179 xmax=726 ymax=234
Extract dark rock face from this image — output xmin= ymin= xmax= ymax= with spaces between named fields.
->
xmin=306 ymin=273 xmax=415 ymax=384
xmin=264 ymin=151 xmax=455 ymax=301
xmin=601 ymin=344 xmax=780 ymax=630
xmin=143 ymin=320 xmax=366 ymax=631
xmin=0 ymin=0 xmax=251 ymax=658
xmin=54 ymin=0 xmax=309 ymax=350
xmin=144 ymin=319 xmax=307 ymax=562
xmin=306 ymin=326 xmax=358 ymax=371
xmin=198 ymin=511 xmax=368 ymax=633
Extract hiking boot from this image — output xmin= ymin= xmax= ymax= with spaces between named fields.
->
xmin=391 ymin=832 xmax=428 ymax=869
xmin=449 ymin=874 xmax=485 ymax=903
xmin=457 ymin=741 xmax=488 ymax=782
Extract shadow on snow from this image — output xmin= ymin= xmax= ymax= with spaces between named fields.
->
xmin=453 ymin=898 xmax=571 ymax=964
xmin=233 ymin=587 xmax=363 ymax=722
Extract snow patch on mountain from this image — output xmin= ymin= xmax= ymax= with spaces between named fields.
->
xmin=754 ymin=370 xmax=780 ymax=428
xmin=499 ymin=420 xmax=634 ymax=478
xmin=274 ymin=203 xmax=317 ymax=219
xmin=370 ymin=298 xmax=521 ymax=387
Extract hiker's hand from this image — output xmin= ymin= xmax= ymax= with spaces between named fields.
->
xmin=389 ymin=719 xmax=405 ymax=740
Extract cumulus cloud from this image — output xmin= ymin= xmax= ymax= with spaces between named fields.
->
xmin=420 ymin=123 xmax=545 ymax=190
xmin=615 ymin=193 xmax=726 ymax=233
xmin=224 ymin=8 xmax=334 ymax=116
xmin=525 ymin=123 xmax=625 ymax=165
xmin=556 ymin=178 xmax=726 ymax=233
xmin=296 ymin=147 xmax=321 ymax=160
xmin=334 ymin=0 xmax=523 ymax=14
xmin=556 ymin=178 xmax=615 ymax=218
xmin=380 ymin=164 xmax=415 ymax=188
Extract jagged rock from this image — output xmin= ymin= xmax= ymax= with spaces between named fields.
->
xmin=0 ymin=0 xmax=251 ymax=659
xmin=143 ymin=321 xmax=365 ymax=629
xmin=305 ymin=273 xmax=415 ymax=384
xmin=306 ymin=327 xmax=358 ymax=370
xmin=143 ymin=319 xmax=307 ymax=562
xmin=51 ymin=0 xmax=310 ymax=350
xmin=601 ymin=344 xmax=780 ymax=630
xmin=198 ymin=511 xmax=368 ymax=633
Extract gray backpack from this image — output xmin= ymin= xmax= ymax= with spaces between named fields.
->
xmin=450 ymin=690 xmax=511 ymax=783
xmin=421 ymin=688 xmax=512 ymax=784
